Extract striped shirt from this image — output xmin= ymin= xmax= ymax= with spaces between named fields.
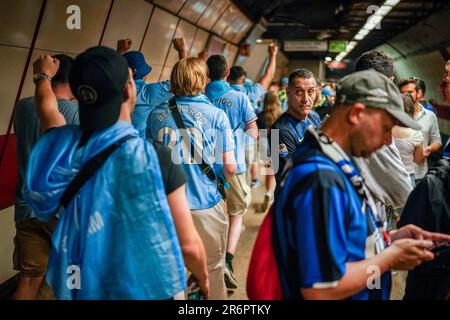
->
xmin=274 ymin=131 xmax=391 ymax=300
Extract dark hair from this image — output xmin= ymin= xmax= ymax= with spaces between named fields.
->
xmin=355 ymin=50 xmax=394 ymax=78
xmin=398 ymin=76 xmax=423 ymax=92
xmin=52 ymin=54 xmax=74 ymax=86
xmin=288 ymin=68 xmax=315 ymax=87
xmin=401 ymin=93 xmax=415 ymax=117
xmin=229 ymin=66 xmax=246 ymax=82
xmin=206 ymin=55 xmax=228 ymax=81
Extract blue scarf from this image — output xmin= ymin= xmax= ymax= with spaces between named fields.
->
xmin=205 ymin=80 xmax=232 ymax=102
xmin=24 ymin=121 xmax=186 ymax=299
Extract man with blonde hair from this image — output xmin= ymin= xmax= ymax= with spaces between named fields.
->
xmin=147 ymin=57 xmax=237 ymax=299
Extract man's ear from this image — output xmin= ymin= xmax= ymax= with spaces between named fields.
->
xmin=417 ymin=89 xmax=424 ymax=100
xmin=347 ymin=103 xmax=365 ymax=125
xmin=225 ymin=68 xmax=230 ymax=79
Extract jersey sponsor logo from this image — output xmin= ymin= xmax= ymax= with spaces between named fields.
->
xmin=279 ymin=143 xmax=289 ymax=158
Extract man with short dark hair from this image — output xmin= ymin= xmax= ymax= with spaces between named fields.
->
xmin=270 ymin=68 xmax=321 ymax=180
xmin=355 ymin=50 xmax=394 ymax=80
xmin=206 ymin=54 xmax=258 ymax=293
xmin=274 ymin=70 xmax=450 ymax=300
xmin=12 ymin=54 xmax=79 ymax=300
xmin=228 ymin=44 xmax=278 ymax=189
xmin=398 ymin=59 xmax=450 ymax=300
xmin=117 ymin=38 xmax=188 ymax=138
xmin=23 ymin=48 xmax=194 ymax=299
xmin=399 ymin=77 xmax=442 ymax=183
xmin=353 ymin=50 xmax=413 ymax=228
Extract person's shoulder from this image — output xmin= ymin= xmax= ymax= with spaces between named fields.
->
xmin=15 ymin=96 xmax=35 ymax=111
xmin=309 ymin=110 xmax=321 ymax=122
xmin=423 ymin=107 xmax=438 ymax=119
xmin=288 ymin=153 xmax=347 ymax=192
xmin=57 ymin=99 xmax=78 ymax=109
xmin=226 ymin=88 xmax=247 ymax=100
xmin=211 ymin=105 xmax=229 ymax=123
xmin=272 ymin=113 xmax=291 ymax=129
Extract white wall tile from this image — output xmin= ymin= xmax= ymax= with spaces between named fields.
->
xmin=223 ymin=43 xmax=238 ymax=67
xmin=153 ymin=0 xmax=186 ymax=15
xmin=101 ymin=0 xmax=153 ymax=51
xmin=141 ymin=8 xmax=178 ymax=66
xmin=179 ymin=0 xmax=211 ymax=24
xmin=165 ymin=20 xmax=197 ymax=67
xmin=212 ymin=3 xmax=237 ymax=37
xmin=207 ymin=36 xmax=225 ymax=56
xmin=0 ymin=0 xmax=43 ymax=47
xmin=189 ymin=29 xmax=209 ymax=57
xmin=35 ymin=0 xmax=112 ymax=54
xmin=197 ymin=0 xmax=228 ymax=31
xmin=145 ymin=64 xmax=163 ymax=83
xmin=0 ymin=46 xmax=29 ymax=133
xmin=160 ymin=65 xmax=173 ymax=81
xmin=0 ymin=206 xmax=17 ymax=284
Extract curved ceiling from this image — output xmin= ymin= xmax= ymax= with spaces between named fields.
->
xmin=234 ymin=0 xmax=449 ymax=60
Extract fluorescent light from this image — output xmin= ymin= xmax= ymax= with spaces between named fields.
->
xmin=341 ymin=0 xmax=401 ymax=59
xmin=256 ymin=39 xmax=263 ymax=43
xmin=355 ymin=29 xmax=369 ymax=40
xmin=385 ymin=0 xmax=400 ymax=6
xmin=345 ymin=41 xmax=357 ymax=51
xmin=376 ymin=5 xmax=393 ymax=16
xmin=367 ymin=14 xmax=383 ymax=26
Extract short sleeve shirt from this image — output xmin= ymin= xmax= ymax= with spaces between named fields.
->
xmin=132 ymin=79 xmax=171 ymax=138
xmin=147 ymin=94 xmax=235 ymax=210
xmin=274 ymin=133 xmax=391 ymax=300
xmin=13 ymin=97 xmax=79 ymax=221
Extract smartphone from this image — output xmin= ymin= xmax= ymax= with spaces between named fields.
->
xmin=430 ymin=241 xmax=450 ymax=254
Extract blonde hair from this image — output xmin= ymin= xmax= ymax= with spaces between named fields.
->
xmin=170 ymin=57 xmax=208 ymax=96
xmin=263 ymin=91 xmax=282 ymax=129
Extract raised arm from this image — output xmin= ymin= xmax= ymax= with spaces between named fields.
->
xmin=167 ymin=185 xmax=210 ymax=298
xmin=258 ymin=43 xmax=278 ymax=90
xmin=117 ymin=38 xmax=132 ymax=54
xmin=172 ymin=38 xmax=189 ymax=60
xmin=33 ymin=55 xmax=66 ymax=132
xmin=301 ymin=238 xmax=434 ymax=300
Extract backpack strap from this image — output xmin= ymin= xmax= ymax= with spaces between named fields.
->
xmin=168 ymin=97 xmax=227 ymax=199
xmin=60 ymin=134 xmax=134 ymax=208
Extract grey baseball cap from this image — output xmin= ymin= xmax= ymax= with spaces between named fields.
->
xmin=336 ymin=70 xmax=421 ymax=130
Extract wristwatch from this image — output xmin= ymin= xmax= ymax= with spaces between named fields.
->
xmin=33 ymin=72 xmax=52 ymax=84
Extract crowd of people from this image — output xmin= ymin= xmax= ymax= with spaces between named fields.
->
xmin=10 ymin=34 xmax=450 ymax=300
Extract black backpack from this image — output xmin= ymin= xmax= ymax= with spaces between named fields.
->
xmin=398 ymin=159 xmax=450 ymax=300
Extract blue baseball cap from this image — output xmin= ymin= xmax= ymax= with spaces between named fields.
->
xmin=123 ymin=51 xmax=152 ymax=80
xmin=321 ymin=87 xmax=336 ymax=97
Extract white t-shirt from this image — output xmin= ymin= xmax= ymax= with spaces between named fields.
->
xmin=414 ymin=106 xmax=442 ymax=179
xmin=394 ymin=129 xmax=424 ymax=174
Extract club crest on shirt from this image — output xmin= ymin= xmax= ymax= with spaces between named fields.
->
xmin=279 ymin=143 xmax=289 ymax=158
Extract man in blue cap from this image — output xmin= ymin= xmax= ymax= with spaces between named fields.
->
xmin=312 ymin=84 xmax=335 ymax=120
xmin=117 ymin=38 xmax=189 ymax=138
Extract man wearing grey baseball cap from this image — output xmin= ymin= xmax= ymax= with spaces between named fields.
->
xmin=272 ymin=70 xmax=450 ymax=300
xmin=337 ymin=69 xmax=421 ymax=132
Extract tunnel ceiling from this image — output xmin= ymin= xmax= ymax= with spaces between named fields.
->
xmin=233 ymin=0 xmax=449 ymax=60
